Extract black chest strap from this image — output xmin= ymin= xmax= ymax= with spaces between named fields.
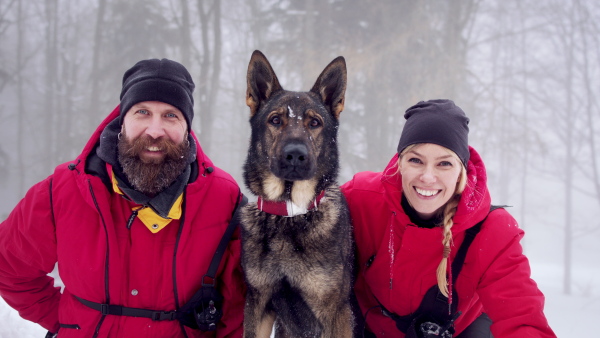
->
xmin=74 ymin=295 xmax=177 ymax=320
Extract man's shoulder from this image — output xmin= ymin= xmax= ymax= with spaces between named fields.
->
xmin=188 ymin=165 xmax=239 ymax=198
xmin=209 ymin=166 xmax=239 ymax=187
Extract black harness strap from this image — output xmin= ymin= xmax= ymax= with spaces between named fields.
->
xmin=452 ymin=205 xmax=504 ymax=284
xmin=74 ymin=295 xmax=177 ymax=320
xmin=75 ymin=193 xmax=248 ymax=323
xmin=378 ymin=205 xmax=503 ymax=333
xmin=202 ymin=193 xmax=248 ymax=286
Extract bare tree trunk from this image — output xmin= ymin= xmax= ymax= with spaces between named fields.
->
xmin=562 ymin=1 xmax=575 ymax=295
xmin=45 ymin=0 xmax=58 ymax=173
xmin=206 ymin=0 xmax=221 ymax=132
xmin=17 ymin=0 xmax=25 ymax=196
xmin=196 ymin=0 xmax=222 ymax=154
xmin=179 ymin=0 xmax=191 ymax=67
xmin=89 ymin=0 xmax=107 ymax=130
xmin=577 ymin=0 xmax=600 ymax=211
xmin=517 ymin=1 xmax=530 ymax=231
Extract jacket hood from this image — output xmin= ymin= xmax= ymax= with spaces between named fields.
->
xmin=78 ymin=105 xmax=213 ymax=174
xmin=380 ymin=146 xmax=491 ymax=233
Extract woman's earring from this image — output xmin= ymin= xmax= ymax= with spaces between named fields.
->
xmin=117 ymin=132 xmax=122 ymax=140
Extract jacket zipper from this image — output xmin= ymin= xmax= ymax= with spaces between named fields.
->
xmin=389 ymin=211 xmax=396 ymax=291
xmin=126 ymin=207 xmax=145 ymax=229
xmin=88 ymin=180 xmax=110 ymax=338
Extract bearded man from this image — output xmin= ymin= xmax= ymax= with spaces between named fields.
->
xmin=0 ymin=59 xmax=246 ymax=337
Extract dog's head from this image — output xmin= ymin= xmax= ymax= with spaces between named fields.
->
xmin=243 ymin=50 xmax=347 ymax=203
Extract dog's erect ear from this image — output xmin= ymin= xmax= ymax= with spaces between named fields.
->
xmin=246 ymin=50 xmax=283 ymax=117
xmin=310 ymin=56 xmax=347 ymax=119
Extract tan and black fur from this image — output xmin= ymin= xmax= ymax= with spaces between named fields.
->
xmin=240 ymin=50 xmax=354 ymax=338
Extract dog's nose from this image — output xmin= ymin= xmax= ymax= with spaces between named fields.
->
xmin=283 ymin=143 xmax=308 ymax=166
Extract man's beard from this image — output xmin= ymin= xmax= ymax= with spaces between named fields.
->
xmin=117 ymin=133 xmax=190 ymax=197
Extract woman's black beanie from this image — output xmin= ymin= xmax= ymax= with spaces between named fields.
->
xmin=119 ymin=58 xmax=195 ymax=130
xmin=397 ymin=99 xmax=470 ymax=167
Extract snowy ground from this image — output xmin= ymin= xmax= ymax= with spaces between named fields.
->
xmin=0 ymin=264 xmax=597 ymax=337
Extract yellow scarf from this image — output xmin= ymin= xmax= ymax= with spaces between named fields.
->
xmin=111 ymin=172 xmax=183 ymax=233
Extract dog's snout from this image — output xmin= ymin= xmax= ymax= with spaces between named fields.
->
xmin=283 ymin=143 xmax=308 ymax=165
xmin=273 ymin=142 xmax=314 ymax=180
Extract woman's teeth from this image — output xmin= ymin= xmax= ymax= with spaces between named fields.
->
xmin=415 ymin=187 xmax=439 ymax=197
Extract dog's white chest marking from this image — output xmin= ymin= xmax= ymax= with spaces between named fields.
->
xmin=284 ymin=199 xmax=317 ymax=217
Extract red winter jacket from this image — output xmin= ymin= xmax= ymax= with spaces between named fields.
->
xmin=341 ymin=147 xmax=556 ymax=337
xmin=0 ymin=106 xmax=246 ymax=337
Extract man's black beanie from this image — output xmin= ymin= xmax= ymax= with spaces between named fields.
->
xmin=397 ymin=99 xmax=470 ymax=167
xmin=119 ymin=58 xmax=195 ymax=130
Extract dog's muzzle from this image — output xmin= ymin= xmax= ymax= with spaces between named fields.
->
xmin=273 ymin=142 xmax=314 ymax=180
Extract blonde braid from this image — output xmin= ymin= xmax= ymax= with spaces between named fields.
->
xmin=436 ymin=167 xmax=467 ymax=297
xmin=398 ymin=144 xmax=469 ymax=297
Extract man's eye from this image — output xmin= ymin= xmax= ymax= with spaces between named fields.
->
xmin=137 ymin=109 xmax=149 ymax=115
xmin=165 ymin=113 xmax=177 ymax=118
xmin=309 ymin=118 xmax=321 ymax=128
xmin=270 ymin=116 xmax=281 ymax=125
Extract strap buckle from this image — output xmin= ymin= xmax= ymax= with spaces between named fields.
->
xmin=380 ymin=306 xmax=393 ymax=318
xmin=152 ymin=310 xmax=177 ymax=321
xmin=202 ymin=274 xmax=216 ymax=287
xmin=100 ymin=304 xmax=110 ymax=316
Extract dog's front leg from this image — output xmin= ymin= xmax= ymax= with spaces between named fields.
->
xmin=322 ymin=305 xmax=354 ymax=338
xmin=243 ymin=288 xmax=275 ymax=338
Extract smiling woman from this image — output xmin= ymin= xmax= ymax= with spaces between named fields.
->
xmin=341 ymin=99 xmax=556 ymax=337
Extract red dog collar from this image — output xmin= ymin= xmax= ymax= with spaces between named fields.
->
xmin=257 ymin=190 xmax=326 ymax=217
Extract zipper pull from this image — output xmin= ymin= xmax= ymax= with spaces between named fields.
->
xmin=127 ymin=208 xmax=142 ymax=229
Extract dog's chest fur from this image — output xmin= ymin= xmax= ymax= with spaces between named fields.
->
xmin=241 ymin=188 xmax=344 ymax=272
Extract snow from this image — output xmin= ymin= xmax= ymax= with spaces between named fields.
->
xmin=0 ymin=263 xmax=597 ymax=337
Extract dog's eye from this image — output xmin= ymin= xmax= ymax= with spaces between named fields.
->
xmin=270 ymin=116 xmax=281 ymax=125
xmin=309 ymin=118 xmax=321 ymax=128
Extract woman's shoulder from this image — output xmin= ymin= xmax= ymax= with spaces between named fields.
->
xmin=476 ymin=207 xmax=525 ymax=249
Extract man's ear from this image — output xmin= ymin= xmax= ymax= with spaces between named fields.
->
xmin=246 ymin=50 xmax=283 ymax=117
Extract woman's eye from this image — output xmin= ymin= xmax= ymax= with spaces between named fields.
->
xmin=270 ymin=116 xmax=281 ymax=125
xmin=408 ymin=157 xmax=422 ymax=164
xmin=439 ymin=161 xmax=453 ymax=167
xmin=310 ymin=118 xmax=321 ymax=128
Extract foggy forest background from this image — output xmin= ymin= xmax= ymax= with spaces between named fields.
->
xmin=0 ymin=0 xmax=599 ymax=336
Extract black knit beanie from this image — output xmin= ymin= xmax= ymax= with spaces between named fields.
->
xmin=397 ymin=99 xmax=470 ymax=167
xmin=119 ymin=58 xmax=195 ymax=130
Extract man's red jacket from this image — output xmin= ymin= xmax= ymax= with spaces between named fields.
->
xmin=0 ymin=106 xmax=246 ymax=337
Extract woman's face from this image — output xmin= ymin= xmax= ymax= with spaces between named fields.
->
xmin=399 ymin=143 xmax=463 ymax=219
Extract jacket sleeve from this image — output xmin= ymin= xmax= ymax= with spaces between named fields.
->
xmin=0 ymin=176 xmax=61 ymax=333
xmin=476 ymin=210 xmax=556 ymax=337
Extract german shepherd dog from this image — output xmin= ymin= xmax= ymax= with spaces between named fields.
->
xmin=240 ymin=50 xmax=354 ymax=338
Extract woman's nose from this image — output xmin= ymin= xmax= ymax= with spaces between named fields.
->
xmin=419 ymin=166 xmax=436 ymax=183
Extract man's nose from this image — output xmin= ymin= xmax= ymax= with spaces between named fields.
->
xmin=145 ymin=117 xmax=166 ymax=139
